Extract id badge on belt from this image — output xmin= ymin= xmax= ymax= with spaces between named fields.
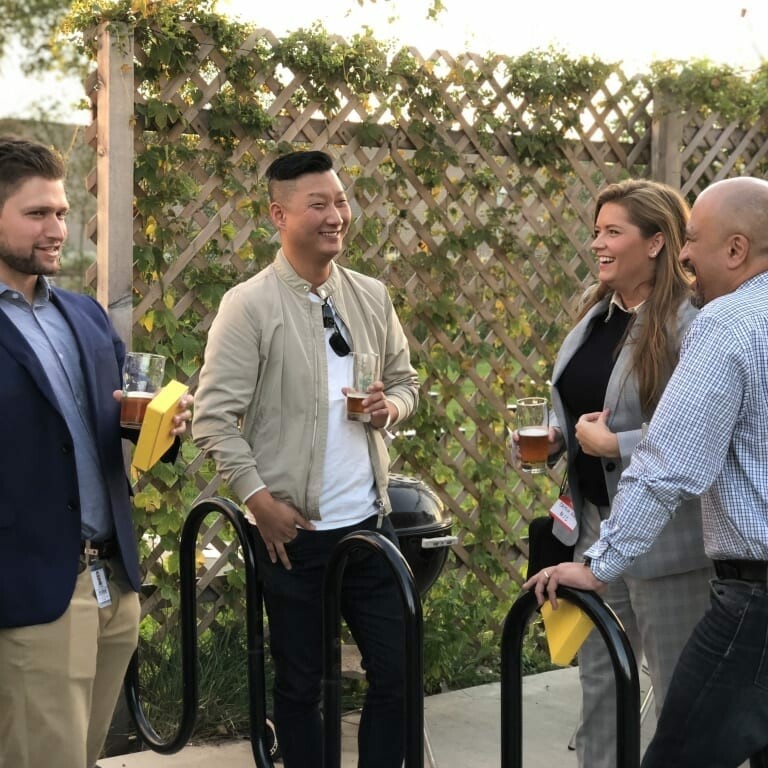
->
xmin=89 ymin=561 xmax=112 ymax=607
xmin=549 ymin=473 xmax=576 ymax=532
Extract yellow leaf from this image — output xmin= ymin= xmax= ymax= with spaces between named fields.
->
xmin=140 ymin=311 xmax=155 ymax=333
xmin=145 ymin=215 xmax=158 ymax=241
xmin=131 ymin=0 xmax=150 ymax=16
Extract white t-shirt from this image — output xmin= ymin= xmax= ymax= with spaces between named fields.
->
xmin=310 ymin=293 xmax=378 ymax=529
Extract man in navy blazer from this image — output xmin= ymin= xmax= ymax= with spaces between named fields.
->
xmin=0 ymin=136 xmax=192 ymax=768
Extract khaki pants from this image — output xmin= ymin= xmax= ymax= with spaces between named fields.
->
xmin=0 ymin=557 xmax=140 ymax=768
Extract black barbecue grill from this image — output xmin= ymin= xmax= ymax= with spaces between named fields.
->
xmin=386 ymin=474 xmax=457 ymax=597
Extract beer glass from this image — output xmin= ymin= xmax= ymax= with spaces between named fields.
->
xmin=120 ymin=352 xmax=166 ymax=428
xmin=347 ymin=352 xmax=379 ymax=422
xmin=515 ymin=396 xmax=549 ymax=473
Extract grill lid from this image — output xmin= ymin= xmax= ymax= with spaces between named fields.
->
xmin=386 ymin=474 xmax=451 ymax=536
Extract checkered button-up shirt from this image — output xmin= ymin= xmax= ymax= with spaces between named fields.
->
xmin=586 ymin=271 xmax=768 ymax=582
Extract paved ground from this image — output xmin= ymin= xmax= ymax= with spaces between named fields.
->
xmin=99 ymin=665 xmax=655 ymax=767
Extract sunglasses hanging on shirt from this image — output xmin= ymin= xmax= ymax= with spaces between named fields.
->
xmin=322 ymin=299 xmax=351 ymax=357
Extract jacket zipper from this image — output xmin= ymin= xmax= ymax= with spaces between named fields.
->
xmin=306 ymin=299 xmax=321 ymax=514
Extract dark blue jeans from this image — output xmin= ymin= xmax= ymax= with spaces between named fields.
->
xmin=642 ymin=579 xmax=768 ymax=768
xmin=252 ymin=515 xmax=406 ymax=768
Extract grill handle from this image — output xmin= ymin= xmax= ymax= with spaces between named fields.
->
xmin=420 ymin=535 xmax=458 ymax=549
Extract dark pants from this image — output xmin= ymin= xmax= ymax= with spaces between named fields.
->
xmin=642 ymin=579 xmax=768 ymax=768
xmin=253 ymin=515 xmax=406 ymax=768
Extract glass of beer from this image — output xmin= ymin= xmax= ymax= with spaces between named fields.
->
xmin=515 ymin=396 xmax=549 ymax=474
xmin=120 ymin=352 xmax=166 ymax=428
xmin=347 ymin=352 xmax=379 ymax=422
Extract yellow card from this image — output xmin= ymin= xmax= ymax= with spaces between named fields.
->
xmin=132 ymin=379 xmax=189 ymax=472
xmin=540 ymin=600 xmax=595 ymax=666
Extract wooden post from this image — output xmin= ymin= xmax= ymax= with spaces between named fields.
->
xmin=94 ymin=21 xmax=134 ymax=347
xmin=651 ymin=86 xmax=684 ymax=190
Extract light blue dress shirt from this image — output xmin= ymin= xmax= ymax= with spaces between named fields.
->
xmin=0 ymin=278 xmax=113 ymax=539
xmin=586 ymin=271 xmax=768 ymax=581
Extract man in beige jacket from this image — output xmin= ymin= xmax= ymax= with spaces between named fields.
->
xmin=193 ymin=150 xmax=419 ymax=768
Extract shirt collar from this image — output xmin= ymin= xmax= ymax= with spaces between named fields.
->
xmin=605 ymin=292 xmax=644 ymax=321
xmin=273 ymin=248 xmax=341 ymax=299
xmin=0 ymin=276 xmax=52 ymax=306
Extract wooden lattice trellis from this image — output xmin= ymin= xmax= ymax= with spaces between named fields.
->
xmin=85 ymin=20 xmax=768 ymax=633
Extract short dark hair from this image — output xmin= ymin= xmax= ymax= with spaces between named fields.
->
xmin=265 ymin=150 xmax=334 ymax=200
xmin=0 ymin=136 xmax=66 ymax=209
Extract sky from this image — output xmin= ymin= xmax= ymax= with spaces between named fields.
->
xmin=219 ymin=0 xmax=766 ymax=68
xmin=1 ymin=0 xmax=765 ymax=125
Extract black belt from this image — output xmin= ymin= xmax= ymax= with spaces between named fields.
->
xmin=714 ymin=559 xmax=768 ymax=584
xmin=80 ymin=538 xmax=118 ymax=560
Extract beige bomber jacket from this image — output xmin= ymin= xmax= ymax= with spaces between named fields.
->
xmin=192 ymin=249 xmax=420 ymax=521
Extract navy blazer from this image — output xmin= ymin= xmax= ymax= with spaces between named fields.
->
xmin=0 ymin=287 xmax=144 ymax=629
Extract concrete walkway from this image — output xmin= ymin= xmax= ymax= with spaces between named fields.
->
xmin=99 ymin=666 xmax=655 ymax=767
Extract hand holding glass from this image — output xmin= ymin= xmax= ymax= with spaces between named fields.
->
xmin=347 ymin=352 xmax=379 ymax=422
xmin=120 ymin=352 xmax=166 ymax=428
xmin=516 ymin=397 xmax=549 ymax=473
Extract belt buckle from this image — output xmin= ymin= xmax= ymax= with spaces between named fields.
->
xmin=82 ymin=539 xmax=101 ymax=566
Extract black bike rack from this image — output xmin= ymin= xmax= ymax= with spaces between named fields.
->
xmin=500 ymin=586 xmax=640 ymax=768
xmin=322 ymin=530 xmax=425 ymax=768
xmin=124 ymin=496 xmax=275 ymax=767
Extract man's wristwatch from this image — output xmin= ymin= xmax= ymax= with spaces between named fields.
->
xmin=582 ymin=556 xmax=592 ymax=568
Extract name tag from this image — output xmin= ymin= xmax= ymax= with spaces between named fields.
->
xmin=90 ymin=562 xmax=112 ymax=608
xmin=550 ymin=495 xmax=577 ymax=532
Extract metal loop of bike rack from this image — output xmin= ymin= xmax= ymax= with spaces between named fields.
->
xmin=124 ymin=496 xmax=275 ymax=767
xmin=322 ymin=530 xmax=425 ymax=768
xmin=500 ymin=586 xmax=641 ymax=768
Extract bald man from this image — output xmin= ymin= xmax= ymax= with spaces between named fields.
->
xmin=525 ymin=176 xmax=768 ymax=767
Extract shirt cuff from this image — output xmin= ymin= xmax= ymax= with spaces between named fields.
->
xmin=380 ymin=398 xmax=398 ymax=432
xmin=242 ymin=484 xmax=266 ymax=504
xmin=583 ymin=541 xmax=630 ymax=583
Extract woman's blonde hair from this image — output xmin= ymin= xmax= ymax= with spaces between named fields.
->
xmin=578 ymin=179 xmax=694 ymax=416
